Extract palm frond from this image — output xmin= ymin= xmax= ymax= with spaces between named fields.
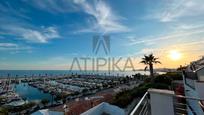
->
xmin=154 ymin=61 xmax=161 ymax=64
xmin=140 ymin=54 xmax=161 ymax=65
xmin=140 ymin=60 xmax=148 ymax=64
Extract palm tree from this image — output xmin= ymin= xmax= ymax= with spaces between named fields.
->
xmin=140 ymin=54 xmax=161 ymax=77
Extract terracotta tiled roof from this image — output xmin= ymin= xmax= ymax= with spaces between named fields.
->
xmin=66 ymin=93 xmax=113 ymax=115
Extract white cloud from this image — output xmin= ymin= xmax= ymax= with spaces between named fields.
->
xmin=26 ymin=0 xmax=78 ymax=13
xmin=22 ymin=26 xmax=60 ymax=43
xmin=1 ymin=0 xmax=128 ymax=38
xmin=133 ymin=35 xmax=204 ymax=63
xmin=73 ymin=0 xmax=129 ymax=33
xmin=138 ymin=48 xmax=165 ymax=54
xmin=0 ymin=1 xmax=60 ymax=43
xmin=146 ymin=0 xmax=204 ymax=22
xmin=0 ymin=42 xmax=32 ymax=53
xmin=0 ymin=1 xmax=30 ymax=20
xmin=0 ymin=43 xmax=18 ymax=47
xmin=1 ymin=25 xmax=60 ymax=43
xmin=127 ymin=28 xmax=204 ymax=46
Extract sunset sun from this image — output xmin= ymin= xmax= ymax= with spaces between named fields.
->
xmin=169 ymin=50 xmax=182 ymax=61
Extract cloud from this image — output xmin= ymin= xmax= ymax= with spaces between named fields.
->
xmin=25 ymin=0 xmax=79 ymax=14
xmin=127 ymin=27 xmax=204 ymax=46
xmin=138 ymin=48 xmax=165 ymax=55
xmin=1 ymin=0 xmax=128 ymax=38
xmin=135 ymin=38 xmax=204 ymax=60
xmin=0 ymin=42 xmax=32 ymax=53
xmin=73 ymin=0 xmax=129 ymax=33
xmin=0 ymin=1 xmax=60 ymax=43
xmin=1 ymin=24 xmax=60 ymax=43
xmin=0 ymin=43 xmax=18 ymax=47
xmin=0 ymin=1 xmax=30 ymax=20
xmin=146 ymin=0 xmax=204 ymax=22
xmin=135 ymin=39 xmax=204 ymax=68
xmin=20 ymin=26 xmax=60 ymax=43
xmin=27 ymin=0 xmax=129 ymax=33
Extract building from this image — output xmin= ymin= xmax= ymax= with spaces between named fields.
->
xmin=182 ymin=57 xmax=204 ymax=115
xmin=130 ymin=57 xmax=204 ymax=115
xmin=31 ymin=109 xmax=64 ymax=115
xmin=84 ymin=57 xmax=204 ymax=115
xmin=81 ymin=102 xmax=125 ymax=115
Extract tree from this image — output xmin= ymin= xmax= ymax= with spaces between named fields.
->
xmin=54 ymin=95 xmax=62 ymax=103
xmin=41 ymin=99 xmax=49 ymax=107
xmin=0 ymin=107 xmax=8 ymax=114
xmin=177 ymin=65 xmax=187 ymax=71
xmin=140 ymin=54 xmax=161 ymax=77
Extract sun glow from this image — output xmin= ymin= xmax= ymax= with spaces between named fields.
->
xmin=169 ymin=50 xmax=182 ymax=61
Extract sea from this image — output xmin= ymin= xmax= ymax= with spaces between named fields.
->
xmin=13 ymin=83 xmax=53 ymax=102
xmin=1 ymin=70 xmax=166 ymax=102
xmin=0 ymin=70 xmax=166 ymax=78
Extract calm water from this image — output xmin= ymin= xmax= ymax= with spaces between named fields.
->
xmin=0 ymin=70 xmax=158 ymax=78
xmin=6 ymin=70 xmax=165 ymax=102
xmin=13 ymin=83 xmax=53 ymax=102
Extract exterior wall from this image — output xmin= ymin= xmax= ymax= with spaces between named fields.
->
xmin=185 ymin=78 xmax=195 ymax=89
xmin=184 ymin=81 xmax=198 ymax=98
xmin=183 ymin=78 xmax=204 ymax=114
xmin=195 ymin=82 xmax=204 ymax=99
xmin=184 ymin=84 xmax=203 ymax=114
xmin=194 ymin=81 xmax=204 ymax=114
xmin=197 ymin=68 xmax=204 ymax=81
xmin=148 ymin=89 xmax=175 ymax=115
xmin=184 ymin=59 xmax=204 ymax=114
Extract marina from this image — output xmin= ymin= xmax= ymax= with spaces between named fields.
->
xmin=0 ymin=70 xmax=155 ymax=78
xmin=1 ymin=0 xmax=201 ymax=114
xmin=0 ymin=72 xmax=141 ymax=114
xmin=13 ymin=83 xmax=53 ymax=102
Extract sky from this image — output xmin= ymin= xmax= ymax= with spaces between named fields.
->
xmin=1 ymin=0 xmax=204 ymax=70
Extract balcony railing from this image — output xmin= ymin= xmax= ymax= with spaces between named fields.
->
xmin=174 ymin=94 xmax=204 ymax=115
xmin=183 ymin=71 xmax=198 ymax=89
xmin=129 ymin=92 xmax=150 ymax=115
xmin=129 ymin=91 xmax=204 ymax=115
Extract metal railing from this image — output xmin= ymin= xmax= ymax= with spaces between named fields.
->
xmin=129 ymin=90 xmax=204 ymax=115
xmin=173 ymin=94 xmax=204 ymax=115
xmin=129 ymin=92 xmax=150 ymax=115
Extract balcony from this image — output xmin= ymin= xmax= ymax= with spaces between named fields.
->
xmin=130 ymin=89 xmax=204 ymax=115
xmin=130 ymin=92 xmax=150 ymax=115
xmin=183 ymin=71 xmax=198 ymax=89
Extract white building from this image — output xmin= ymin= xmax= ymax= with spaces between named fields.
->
xmin=31 ymin=109 xmax=64 ymax=115
xmin=182 ymin=58 xmax=204 ymax=115
xmin=81 ymin=102 xmax=125 ymax=115
xmin=130 ymin=58 xmax=204 ymax=115
xmin=81 ymin=58 xmax=204 ymax=115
